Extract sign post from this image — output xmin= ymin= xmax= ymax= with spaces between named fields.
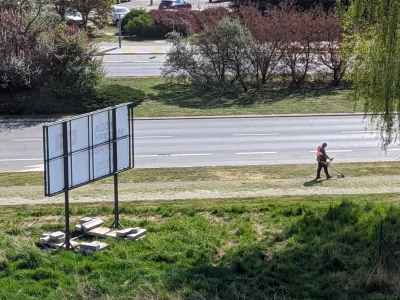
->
xmin=43 ymin=103 xmax=134 ymax=249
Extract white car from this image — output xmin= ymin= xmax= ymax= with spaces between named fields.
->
xmin=64 ymin=11 xmax=83 ymax=26
xmin=111 ymin=6 xmax=130 ymax=24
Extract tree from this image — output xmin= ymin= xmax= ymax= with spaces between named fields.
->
xmin=315 ymin=10 xmax=346 ymax=86
xmin=0 ymin=2 xmax=104 ymax=114
xmin=344 ymin=0 xmax=400 ymax=147
xmin=163 ymin=18 xmax=253 ymax=92
xmin=67 ymin=0 xmax=114 ymax=28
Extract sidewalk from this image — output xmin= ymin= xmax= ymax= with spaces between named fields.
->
xmin=95 ymin=41 xmax=171 ymax=55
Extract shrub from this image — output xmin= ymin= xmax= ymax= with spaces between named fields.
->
xmin=121 ymin=9 xmax=149 ymax=34
xmin=0 ymin=5 xmax=104 ymax=114
xmin=149 ymin=9 xmax=202 ymax=37
xmin=125 ymin=13 xmax=155 ymax=37
xmin=89 ymin=84 xmax=145 ymax=109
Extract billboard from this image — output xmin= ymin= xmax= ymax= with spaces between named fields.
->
xmin=43 ymin=103 xmax=134 ymax=196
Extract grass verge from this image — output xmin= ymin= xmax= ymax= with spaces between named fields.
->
xmin=88 ymin=26 xmax=166 ymax=44
xmin=104 ymin=78 xmax=360 ymax=117
xmin=0 ymin=196 xmax=399 ymax=299
xmin=1 ymin=161 xmax=399 ymax=187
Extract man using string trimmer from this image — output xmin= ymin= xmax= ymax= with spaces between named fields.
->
xmin=316 ymin=142 xmax=333 ymax=180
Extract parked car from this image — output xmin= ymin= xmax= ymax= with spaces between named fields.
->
xmin=159 ymin=0 xmax=192 ymax=10
xmin=64 ymin=11 xmax=83 ymax=26
xmin=110 ymin=6 xmax=130 ymax=24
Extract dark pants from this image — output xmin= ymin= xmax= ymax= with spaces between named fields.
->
xmin=317 ymin=161 xmax=330 ymax=178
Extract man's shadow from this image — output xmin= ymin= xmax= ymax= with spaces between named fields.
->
xmin=303 ymin=178 xmax=328 ymax=187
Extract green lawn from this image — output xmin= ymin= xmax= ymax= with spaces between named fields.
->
xmin=104 ymin=78 xmax=361 ymax=117
xmin=0 ymin=196 xmax=399 ymax=299
xmin=88 ymin=26 xmax=166 ymax=44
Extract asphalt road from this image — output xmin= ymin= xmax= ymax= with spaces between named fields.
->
xmin=101 ymin=54 xmax=331 ymax=77
xmin=0 ymin=116 xmax=398 ymax=173
xmin=102 ymin=55 xmax=165 ymax=77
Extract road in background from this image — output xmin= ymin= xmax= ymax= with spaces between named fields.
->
xmin=0 ymin=116 xmax=398 ymax=172
xmin=115 ymin=0 xmax=230 ymax=11
xmin=101 ymin=54 xmax=165 ymax=77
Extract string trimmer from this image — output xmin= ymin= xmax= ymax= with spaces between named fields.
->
xmin=326 ymin=158 xmax=345 ymax=178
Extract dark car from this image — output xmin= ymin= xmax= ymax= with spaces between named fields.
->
xmin=159 ymin=0 xmax=192 ymax=9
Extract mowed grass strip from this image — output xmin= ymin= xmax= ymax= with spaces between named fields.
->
xmin=1 ymin=161 xmax=399 ymax=187
xmin=0 ymin=196 xmax=400 ymax=299
xmin=105 ymin=78 xmax=358 ymax=117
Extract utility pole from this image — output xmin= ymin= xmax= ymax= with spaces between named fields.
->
xmin=118 ymin=14 xmax=122 ymax=49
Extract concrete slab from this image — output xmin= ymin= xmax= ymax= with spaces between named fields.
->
xmin=127 ymin=229 xmax=147 ymax=241
xmin=116 ymin=227 xmax=140 ymax=237
xmin=80 ymin=242 xmax=100 ymax=251
xmin=49 ymin=231 xmax=65 ymax=239
xmin=79 ymin=217 xmax=92 ymax=224
xmin=86 ymin=226 xmax=118 ymax=238
xmin=81 ymin=219 xmax=104 ymax=232
xmin=47 ymin=240 xmax=80 ymax=249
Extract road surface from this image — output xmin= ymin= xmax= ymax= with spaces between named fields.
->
xmin=0 ymin=116 xmax=398 ymax=172
xmin=101 ymin=53 xmax=332 ymax=77
xmin=102 ymin=55 xmax=165 ymax=77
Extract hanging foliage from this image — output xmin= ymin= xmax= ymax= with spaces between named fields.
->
xmin=344 ymin=0 xmax=400 ymax=147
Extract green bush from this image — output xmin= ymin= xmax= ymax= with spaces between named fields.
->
xmin=89 ymin=84 xmax=145 ymax=109
xmin=121 ymin=9 xmax=149 ymax=34
xmin=126 ymin=13 xmax=155 ymax=37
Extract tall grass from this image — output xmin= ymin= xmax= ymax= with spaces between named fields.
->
xmin=0 ymin=197 xmax=399 ymax=299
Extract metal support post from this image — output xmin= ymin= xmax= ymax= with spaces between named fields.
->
xmin=62 ymin=122 xmax=71 ymax=250
xmin=112 ymin=109 xmax=123 ymax=229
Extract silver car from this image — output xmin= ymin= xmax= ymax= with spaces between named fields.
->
xmin=111 ymin=6 xmax=130 ymax=24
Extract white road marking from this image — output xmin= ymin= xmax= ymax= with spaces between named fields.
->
xmin=24 ymin=164 xmax=44 ymax=168
xmin=19 ymin=166 xmax=44 ymax=172
xmin=105 ymin=61 xmax=151 ymax=63
xmin=134 ymin=154 xmax=160 ymax=157
xmin=170 ymin=153 xmax=213 ymax=157
xmin=135 ymin=136 xmax=173 ymax=139
xmin=12 ymin=139 xmax=42 ymax=142
xmin=342 ymin=131 xmax=378 ymax=134
xmin=232 ymin=133 xmax=279 ymax=136
xmin=388 ymin=149 xmax=400 ymax=151
xmin=309 ymin=150 xmax=352 ymax=153
xmin=0 ymin=158 xmax=42 ymax=162
xmin=236 ymin=151 xmax=277 ymax=155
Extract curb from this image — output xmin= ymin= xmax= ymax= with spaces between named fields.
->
xmin=135 ymin=112 xmax=376 ymax=120
xmin=93 ymin=51 xmax=168 ymax=56
xmin=0 ymin=113 xmax=377 ymax=123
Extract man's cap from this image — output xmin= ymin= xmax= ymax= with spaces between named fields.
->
xmin=322 ymin=143 xmax=327 ymax=146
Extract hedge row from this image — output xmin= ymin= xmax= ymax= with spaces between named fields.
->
xmin=122 ymin=7 xmax=230 ymax=38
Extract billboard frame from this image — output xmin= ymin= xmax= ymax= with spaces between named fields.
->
xmin=43 ymin=103 xmax=134 ymax=249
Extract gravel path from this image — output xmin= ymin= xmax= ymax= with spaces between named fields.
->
xmin=1 ymin=175 xmax=399 ymax=206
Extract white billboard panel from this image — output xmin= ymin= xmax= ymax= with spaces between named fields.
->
xmin=69 ymin=117 xmax=89 ymax=152
xmin=70 ymin=151 xmax=90 ymax=187
xmin=43 ymin=103 xmax=134 ymax=196
xmin=92 ymin=144 xmax=112 ymax=179
xmin=117 ymin=138 xmax=130 ymax=170
xmin=47 ymin=123 xmax=63 ymax=160
xmin=48 ymin=158 xmax=64 ymax=195
xmin=92 ymin=110 xmax=111 ymax=146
